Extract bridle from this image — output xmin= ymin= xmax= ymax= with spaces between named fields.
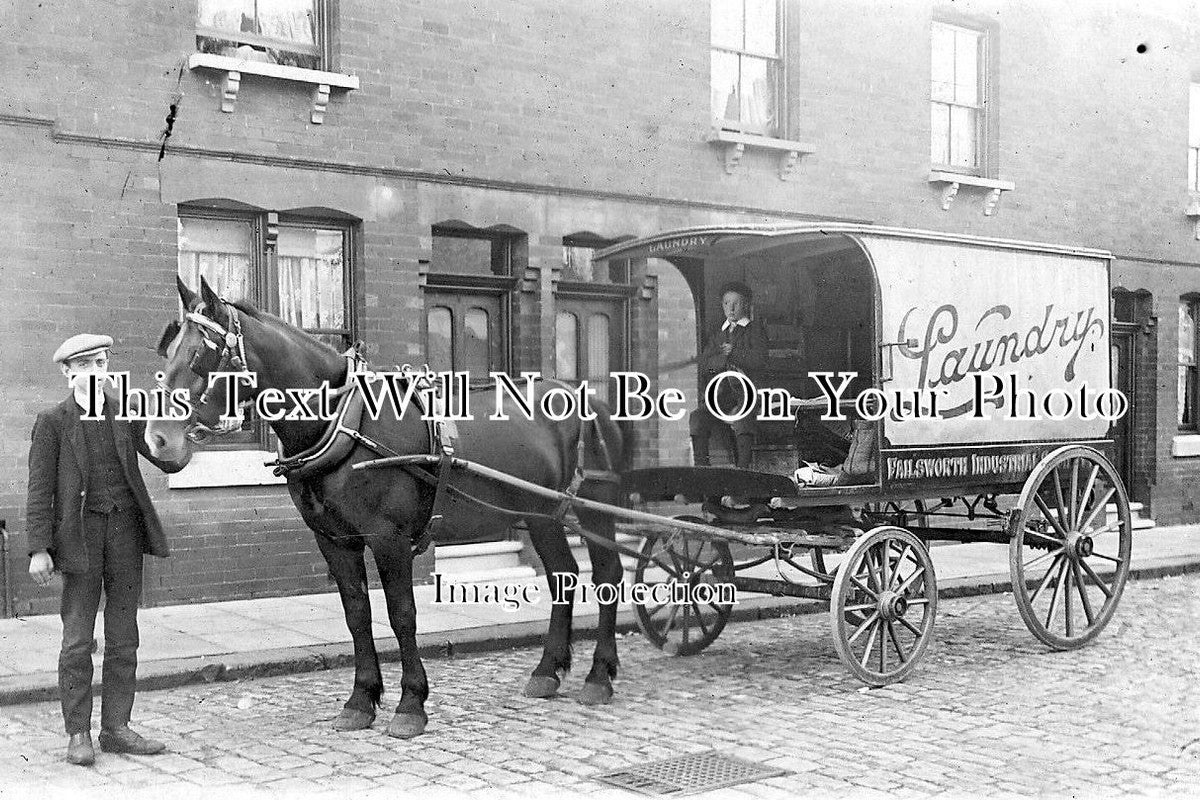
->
xmin=162 ymin=298 xmax=251 ymax=443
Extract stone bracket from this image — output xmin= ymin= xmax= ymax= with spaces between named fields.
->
xmin=189 ymin=53 xmax=360 ymax=124
xmin=928 ymin=171 xmax=1016 ymax=215
xmin=707 ymin=129 xmax=815 ymax=181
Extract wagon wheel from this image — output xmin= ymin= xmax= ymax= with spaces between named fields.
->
xmin=633 ymin=516 xmax=735 ymax=656
xmin=1010 ymin=446 xmax=1132 ymax=649
xmin=830 ymin=526 xmax=937 ymax=686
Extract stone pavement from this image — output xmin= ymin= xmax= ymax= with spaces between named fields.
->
xmin=2 ymin=524 xmax=1200 ymax=706
xmin=0 ymin=572 xmax=1197 ymax=798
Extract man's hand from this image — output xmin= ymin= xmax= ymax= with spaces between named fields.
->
xmin=720 ymin=342 xmax=734 ymax=356
xmin=29 ymin=551 xmax=54 ymax=586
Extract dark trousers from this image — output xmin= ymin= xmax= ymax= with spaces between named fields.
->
xmin=58 ymin=506 xmax=144 ymax=735
xmin=689 ymin=408 xmax=756 ymax=468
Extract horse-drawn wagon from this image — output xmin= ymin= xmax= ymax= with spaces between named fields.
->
xmin=586 ymin=223 xmax=1132 ymax=685
xmin=149 ymin=223 xmax=1131 ymax=736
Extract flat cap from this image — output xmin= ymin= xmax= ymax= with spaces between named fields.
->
xmin=53 ymin=333 xmax=113 ymax=364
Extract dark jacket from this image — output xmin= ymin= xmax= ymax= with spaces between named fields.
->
xmin=25 ymin=391 xmax=188 ymax=573
xmin=699 ymin=319 xmax=770 ymax=380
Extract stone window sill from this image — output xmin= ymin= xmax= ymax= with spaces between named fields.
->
xmin=928 ymin=171 xmax=1016 ymax=215
xmin=167 ymin=449 xmax=286 ymax=489
xmin=188 ymin=52 xmax=360 ymax=124
xmin=1172 ymin=434 xmax=1200 ymax=458
xmin=707 ymin=129 xmax=816 ymax=181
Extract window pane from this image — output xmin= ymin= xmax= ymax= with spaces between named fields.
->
xmin=556 ymin=312 xmax=578 ymax=381
xmin=177 ymin=217 xmax=253 ymax=303
xmin=931 ymin=103 xmax=950 ymax=163
xmin=1191 ymin=147 xmax=1199 ymax=193
xmin=197 ymin=0 xmax=255 ymax=33
xmin=954 ymin=29 xmax=980 ymax=105
xmin=740 ymin=55 xmax=776 ymax=134
xmin=427 ymin=307 xmax=453 ymax=372
xmin=711 ymin=50 xmax=741 ymax=124
xmin=257 ymin=0 xmax=316 ymax=45
xmin=562 ymin=245 xmax=597 ymax=282
xmin=1182 ymin=366 xmax=1197 ymax=427
xmin=277 ymin=227 xmax=345 ymax=331
xmin=931 ymin=23 xmax=956 ymax=101
xmin=710 ymin=0 xmax=742 ymax=49
xmin=463 ymin=308 xmax=490 ymax=374
xmin=949 ymin=105 xmax=977 ymax=167
xmin=588 ymin=314 xmax=611 ymax=404
xmin=744 ymin=0 xmax=776 ymax=55
xmin=1180 ymin=302 xmax=1196 ymax=366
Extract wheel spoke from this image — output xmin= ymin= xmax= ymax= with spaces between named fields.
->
xmin=879 ymin=619 xmax=888 ymax=673
xmin=1078 ymin=487 xmax=1114 ymax=534
xmin=848 ymin=611 xmax=880 ymax=644
xmin=1044 ymin=558 xmax=1069 ymax=631
xmin=680 ymin=602 xmax=691 ymax=645
xmin=897 ymin=614 xmax=924 ymax=638
xmin=1087 ymin=520 xmax=1125 ymax=537
xmin=659 ymin=604 xmax=680 ymax=635
xmin=1064 ymin=559 xmax=1074 ymax=638
xmin=1053 ymin=468 xmax=1068 ymax=531
xmin=1079 ymin=558 xmax=1114 ymax=599
xmin=1023 ymin=528 xmax=1063 ymax=547
xmin=896 ymin=564 xmax=927 ymax=595
xmin=859 ymin=620 xmax=881 ymax=669
xmin=863 ymin=549 xmax=883 ymax=593
xmin=879 ymin=542 xmax=892 ymax=591
xmin=844 ymin=603 xmax=876 ymax=613
xmin=1022 ymin=547 xmax=1063 ymax=571
xmin=1028 ymin=553 xmax=1064 ymax=605
xmin=690 ymin=601 xmax=712 ymax=638
xmin=1069 ymin=458 xmax=1080 ymax=532
xmin=1034 ymin=495 xmax=1070 ymax=539
xmin=1071 ymin=559 xmax=1096 ymax=625
xmin=887 ymin=620 xmax=909 ymax=664
xmin=1074 ymin=465 xmax=1100 ymax=530
xmin=1090 ymin=550 xmax=1125 ymax=565
xmin=643 ymin=601 xmax=671 ymax=620
xmin=850 ymin=575 xmax=878 ymax=600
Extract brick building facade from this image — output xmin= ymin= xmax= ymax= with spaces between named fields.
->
xmin=1 ymin=0 xmax=1199 ymax=614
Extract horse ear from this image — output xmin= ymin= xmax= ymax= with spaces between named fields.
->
xmin=198 ymin=276 xmax=221 ymax=316
xmin=177 ymin=275 xmax=200 ymax=311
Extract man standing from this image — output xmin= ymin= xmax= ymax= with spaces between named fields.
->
xmin=689 ymin=281 xmax=770 ymax=469
xmin=26 ymin=334 xmax=189 ymax=766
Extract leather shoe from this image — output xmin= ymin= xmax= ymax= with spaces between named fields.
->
xmin=98 ymin=726 xmax=165 ymax=755
xmin=66 ymin=732 xmax=94 ymax=766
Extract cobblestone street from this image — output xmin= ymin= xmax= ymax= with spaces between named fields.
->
xmin=3 ymin=574 xmax=1198 ymax=799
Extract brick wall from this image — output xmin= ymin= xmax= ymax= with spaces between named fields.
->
xmin=4 ymin=0 xmax=1200 ymax=614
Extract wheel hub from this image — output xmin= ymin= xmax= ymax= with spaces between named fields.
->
xmin=877 ymin=590 xmax=908 ymax=621
xmin=1065 ymin=532 xmax=1094 ymax=560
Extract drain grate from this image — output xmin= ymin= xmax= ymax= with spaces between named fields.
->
xmin=595 ymin=750 xmax=788 ymax=796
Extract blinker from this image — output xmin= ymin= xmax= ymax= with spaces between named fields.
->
xmin=189 ymin=337 xmax=222 ymax=375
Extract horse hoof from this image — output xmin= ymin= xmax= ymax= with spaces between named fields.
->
xmin=578 ymin=682 xmax=613 ymax=706
xmin=524 ymin=675 xmax=560 ymax=699
xmin=385 ymin=713 xmax=427 ymax=739
xmin=332 ymin=707 xmax=375 ymax=731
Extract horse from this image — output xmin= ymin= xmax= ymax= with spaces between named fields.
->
xmin=145 ymin=276 xmax=633 ymax=738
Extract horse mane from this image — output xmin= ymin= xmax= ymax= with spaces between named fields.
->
xmin=228 ymin=299 xmax=343 ymax=361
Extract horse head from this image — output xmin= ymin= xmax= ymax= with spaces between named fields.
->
xmin=146 ymin=275 xmax=347 ymax=462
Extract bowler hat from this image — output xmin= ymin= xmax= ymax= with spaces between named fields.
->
xmin=53 ymin=333 xmax=113 ymax=364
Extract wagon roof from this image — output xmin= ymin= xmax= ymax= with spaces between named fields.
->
xmin=591 ymin=223 xmax=1113 ymax=264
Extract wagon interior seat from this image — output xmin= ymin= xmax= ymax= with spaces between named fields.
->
xmin=739 ymin=235 xmax=878 ymax=482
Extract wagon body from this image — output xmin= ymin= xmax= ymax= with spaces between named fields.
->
xmin=594 ymin=223 xmax=1116 ymax=498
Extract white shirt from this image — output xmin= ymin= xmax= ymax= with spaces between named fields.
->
xmin=721 ymin=317 xmax=751 ymax=332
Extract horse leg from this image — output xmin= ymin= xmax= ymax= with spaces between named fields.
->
xmin=524 ymin=518 xmax=578 ymax=698
xmin=576 ymin=507 xmax=621 ymax=706
xmin=317 ymin=536 xmax=382 ymax=730
xmin=371 ymin=534 xmax=429 ymax=739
